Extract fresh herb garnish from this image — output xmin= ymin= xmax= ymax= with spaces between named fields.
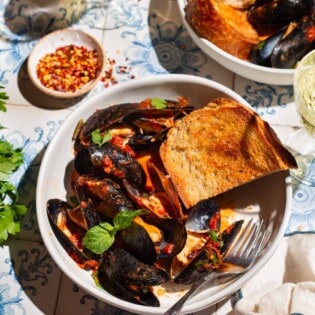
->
xmin=91 ymin=129 xmax=112 ymax=147
xmin=82 ymin=209 xmax=145 ymax=254
xmin=0 ymin=141 xmax=24 ymax=181
xmin=0 ymin=86 xmax=27 ymax=244
xmin=0 ymin=86 xmax=9 ymax=112
xmin=0 ymin=182 xmax=27 ymax=242
xmin=151 ymin=97 xmax=167 ymax=110
xmin=209 ymin=230 xmax=219 ymax=242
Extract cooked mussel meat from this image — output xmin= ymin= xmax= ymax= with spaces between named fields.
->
xmin=123 ymin=179 xmax=180 ymax=219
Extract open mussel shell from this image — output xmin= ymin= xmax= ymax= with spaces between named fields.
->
xmin=144 ymin=215 xmax=187 ymax=259
xmin=76 ymin=102 xmax=142 ymax=144
xmin=173 ymin=249 xmax=217 ymax=285
xmin=98 ymin=247 xmax=169 ymax=306
xmin=185 ymin=199 xmax=220 ymax=233
xmin=117 ymin=214 xmax=187 ymax=265
xmin=173 ymin=219 xmax=244 ymax=285
xmin=75 ymin=175 xmax=135 ymax=219
xmin=221 ymin=219 xmax=244 ymax=255
xmin=47 ymin=199 xmax=97 ymax=265
xmin=250 ymin=27 xmax=286 ymax=67
xmin=74 ymin=142 xmax=146 ymax=188
xmin=76 ymin=99 xmax=195 ymax=145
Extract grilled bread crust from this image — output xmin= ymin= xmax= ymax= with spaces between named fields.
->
xmin=159 ymin=98 xmax=297 ymax=209
xmin=184 ymin=0 xmax=260 ymax=60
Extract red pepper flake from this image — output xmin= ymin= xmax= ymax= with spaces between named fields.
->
xmin=36 ymin=44 xmax=101 ymax=92
xmin=306 ymin=26 xmax=315 ymax=43
xmin=162 ymin=243 xmax=175 ymax=255
xmin=209 ymin=211 xmax=220 ymax=230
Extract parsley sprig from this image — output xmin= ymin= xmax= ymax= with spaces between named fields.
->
xmin=151 ymin=97 xmax=167 ymax=109
xmin=82 ymin=209 xmax=145 ymax=254
xmin=0 ymin=86 xmax=27 ymax=244
xmin=91 ymin=129 xmax=112 ymax=147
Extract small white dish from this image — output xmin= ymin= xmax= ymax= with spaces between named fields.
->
xmin=176 ymin=0 xmax=295 ymax=86
xmin=27 ymin=28 xmax=105 ymax=98
xmin=36 ymin=74 xmax=292 ymax=314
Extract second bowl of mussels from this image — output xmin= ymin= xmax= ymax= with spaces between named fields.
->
xmin=177 ymin=0 xmax=314 ymax=85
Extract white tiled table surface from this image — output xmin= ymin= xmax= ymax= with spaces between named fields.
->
xmin=0 ymin=1 xmax=313 ymax=314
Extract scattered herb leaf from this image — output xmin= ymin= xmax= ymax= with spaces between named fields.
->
xmin=151 ymin=97 xmax=167 ymax=109
xmin=0 ymin=141 xmax=24 ymax=181
xmin=0 ymin=86 xmax=9 ymax=112
xmin=82 ymin=209 xmax=145 ymax=254
xmin=91 ymin=129 xmax=112 ymax=147
xmin=0 ymin=86 xmax=27 ymax=244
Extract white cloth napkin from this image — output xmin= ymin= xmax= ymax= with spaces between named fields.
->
xmin=232 ymin=233 xmax=315 ymax=315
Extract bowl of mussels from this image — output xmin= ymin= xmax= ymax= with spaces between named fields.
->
xmin=36 ymin=74 xmax=293 ymax=314
xmin=177 ymin=0 xmax=315 ymax=85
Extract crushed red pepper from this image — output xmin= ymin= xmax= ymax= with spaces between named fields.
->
xmin=36 ymin=44 xmax=101 ymax=92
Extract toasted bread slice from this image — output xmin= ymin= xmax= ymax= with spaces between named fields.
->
xmin=184 ymin=0 xmax=260 ymax=59
xmin=159 ymin=98 xmax=297 ymax=209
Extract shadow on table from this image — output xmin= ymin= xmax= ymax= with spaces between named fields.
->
xmin=3 ymin=0 xmax=87 ymax=41
xmin=146 ymin=0 xmax=210 ymax=79
xmin=17 ymin=59 xmax=87 ymax=110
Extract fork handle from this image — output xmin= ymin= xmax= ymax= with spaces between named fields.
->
xmin=164 ymin=273 xmax=220 ymax=315
xmin=163 ymin=280 xmax=203 ymax=315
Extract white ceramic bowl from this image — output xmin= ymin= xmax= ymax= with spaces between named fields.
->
xmin=36 ymin=74 xmax=292 ymax=314
xmin=176 ymin=0 xmax=295 ymax=86
xmin=27 ymin=29 xmax=105 ymax=98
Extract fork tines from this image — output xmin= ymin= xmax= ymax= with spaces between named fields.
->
xmin=224 ymin=218 xmax=269 ymax=266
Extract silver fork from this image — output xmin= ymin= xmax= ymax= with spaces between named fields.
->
xmin=164 ymin=219 xmax=269 ymax=315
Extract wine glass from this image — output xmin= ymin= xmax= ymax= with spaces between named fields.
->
xmin=286 ymin=49 xmax=315 ymax=186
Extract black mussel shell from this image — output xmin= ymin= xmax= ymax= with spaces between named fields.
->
xmin=185 ymin=199 xmax=220 ymax=233
xmin=271 ymin=16 xmax=315 ymax=68
xmin=248 ymin=0 xmax=313 ymax=29
xmin=98 ymin=247 xmax=169 ymax=306
xmin=75 ymin=175 xmax=135 ymax=219
xmin=174 ymin=219 xmax=244 ymax=285
xmin=221 ymin=219 xmax=244 ymax=255
xmin=250 ymin=27 xmax=286 ymax=67
xmin=116 ymin=222 xmax=158 ymax=265
xmin=74 ymin=143 xmax=146 ymax=188
xmin=173 ymin=248 xmax=217 ymax=285
xmin=47 ymin=199 xmax=97 ymax=264
xmin=144 ymin=215 xmax=187 ymax=259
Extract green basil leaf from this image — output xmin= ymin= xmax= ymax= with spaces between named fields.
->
xmin=151 ymin=97 xmax=167 ymax=110
xmin=91 ymin=129 xmax=112 ymax=147
xmin=82 ymin=224 xmax=115 ymax=255
xmin=113 ymin=209 xmax=146 ymax=230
